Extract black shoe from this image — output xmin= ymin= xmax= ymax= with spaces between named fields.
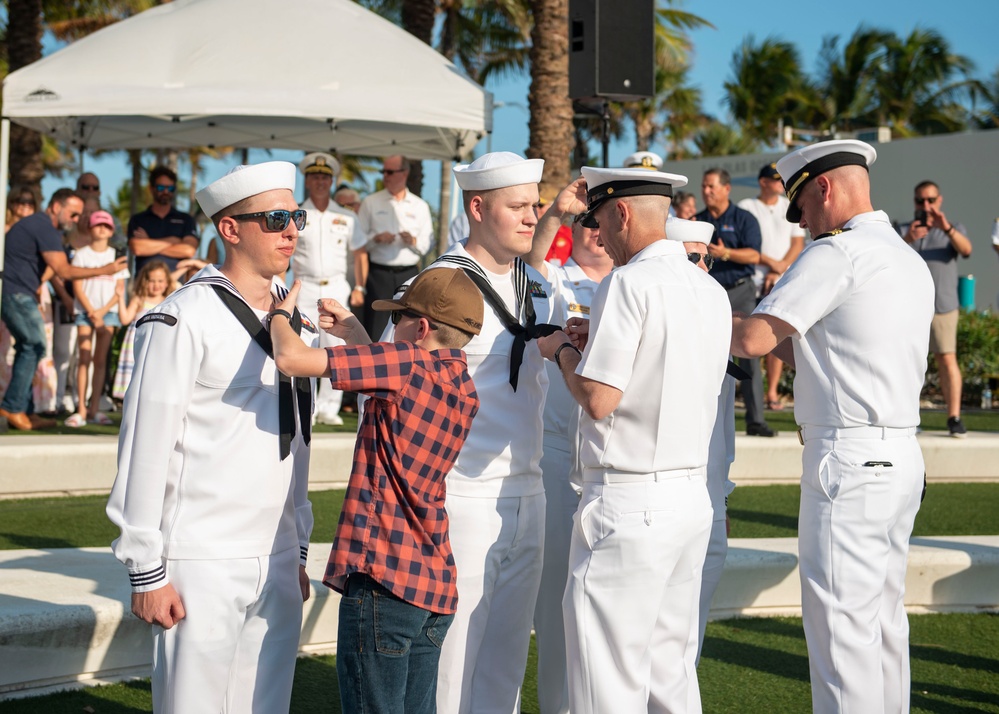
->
xmin=947 ymin=416 xmax=967 ymax=438
xmin=746 ymin=422 xmax=778 ymax=437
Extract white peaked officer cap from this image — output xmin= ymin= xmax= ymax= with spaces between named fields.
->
xmin=776 ymin=139 xmax=877 ymax=223
xmin=623 ymin=151 xmax=664 ymax=171
xmin=453 ymin=152 xmax=544 ymax=191
xmin=577 ymin=166 xmax=688 ymax=229
xmin=665 ymin=216 xmax=712 ymax=245
xmin=196 ymin=161 xmax=297 ymax=218
xmin=299 ymin=152 xmax=340 ymax=177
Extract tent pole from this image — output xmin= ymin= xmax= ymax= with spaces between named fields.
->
xmin=0 ymin=117 xmax=10 ymax=322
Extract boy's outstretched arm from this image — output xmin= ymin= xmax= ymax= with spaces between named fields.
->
xmin=270 ymin=281 xmax=339 ymax=378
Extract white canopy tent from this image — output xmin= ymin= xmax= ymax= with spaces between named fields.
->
xmin=0 ymin=0 xmax=492 ymax=296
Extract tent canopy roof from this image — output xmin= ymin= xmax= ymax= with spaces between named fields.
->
xmin=2 ymin=0 xmax=492 ymax=160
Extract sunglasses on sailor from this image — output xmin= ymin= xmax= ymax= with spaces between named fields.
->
xmin=687 ymin=252 xmax=715 ymax=270
xmin=230 ymin=209 xmax=308 ymax=232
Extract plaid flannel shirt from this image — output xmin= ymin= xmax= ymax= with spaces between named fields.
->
xmin=323 ymin=341 xmax=479 ymax=614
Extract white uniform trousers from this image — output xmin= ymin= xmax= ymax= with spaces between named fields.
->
xmin=152 ymin=547 xmax=303 ymax=714
xmin=695 ymin=516 xmax=727 ymax=665
xmin=437 ymin=492 xmax=546 ymax=714
xmin=798 ymin=432 xmax=924 ymax=714
xmin=565 ymin=470 xmax=712 ymax=714
xmin=534 ymin=440 xmax=578 ymax=714
xmin=296 ymin=277 xmax=350 ymax=420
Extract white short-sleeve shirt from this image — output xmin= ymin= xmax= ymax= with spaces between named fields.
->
xmin=356 ymin=188 xmax=433 ymax=266
xmin=754 ymin=210 xmax=934 ymax=428
xmin=577 ymin=239 xmax=731 ymax=474
xmin=738 ymin=195 xmax=805 ymax=291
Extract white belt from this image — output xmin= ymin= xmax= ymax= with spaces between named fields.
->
xmin=797 ymin=425 xmax=918 ymax=444
xmin=582 ymin=466 xmax=705 ymax=484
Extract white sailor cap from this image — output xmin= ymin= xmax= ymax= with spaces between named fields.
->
xmin=299 ymin=152 xmax=339 ymax=177
xmin=453 ymin=152 xmax=544 ymax=191
xmin=577 ymin=166 xmax=687 ymax=227
xmin=196 ymin=161 xmax=297 ymax=218
xmin=777 ymin=139 xmax=877 ymax=223
xmin=665 ymin=216 xmax=712 ymax=245
xmin=623 ymin=151 xmax=663 ymax=171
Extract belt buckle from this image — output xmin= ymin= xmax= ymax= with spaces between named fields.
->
xmin=319 ymin=279 xmax=329 ymax=286
xmin=797 ymin=427 xmax=804 ymax=446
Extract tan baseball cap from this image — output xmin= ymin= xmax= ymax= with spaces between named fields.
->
xmin=372 ymin=268 xmax=483 ymax=335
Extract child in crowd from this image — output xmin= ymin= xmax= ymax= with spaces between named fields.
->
xmin=112 ymin=260 xmax=174 ymax=400
xmin=65 ymin=211 xmax=129 ymax=427
xmin=112 ymin=257 xmax=207 ymax=400
xmin=268 ymin=268 xmax=482 ymax=714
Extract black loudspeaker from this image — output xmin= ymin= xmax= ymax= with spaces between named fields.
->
xmin=569 ymin=0 xmax=655 ymax=101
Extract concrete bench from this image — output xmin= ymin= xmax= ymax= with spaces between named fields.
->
xmin=2 ymin=536 xmax=997 ymax=699
xmin=2 ymin=431 xmax=998 ymax=500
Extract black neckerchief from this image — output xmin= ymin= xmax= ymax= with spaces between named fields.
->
xmin=433 ymin=255 xmax=559 ymax=391
xmin=185 ymin=275 xmax=312 ymax=460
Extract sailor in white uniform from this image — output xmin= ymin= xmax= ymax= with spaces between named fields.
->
xmin=416 ymin=152 xmax=554 ymax=714
xmin=107 ymin=161 xmax=316 ymax=714
xmin=666 ymin=218 xmax=738 ymax=662
xmin=538 ymin=166 xmax=731 ymax=714
xmin=731 ymin=140 xmax=934 ymax=714
xmin=293 ymin=152 xmax=364 ymax=425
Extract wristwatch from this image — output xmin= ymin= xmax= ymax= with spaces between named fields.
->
xmin=352 ymin=285 xmax=367 ymax=295
xmin=554 ymin=342 xmax=581 ymax=370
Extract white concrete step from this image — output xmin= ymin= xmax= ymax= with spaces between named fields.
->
xmin=1 ymin=536 xmax=996 ymax=699
xmin=1 ymin=430 xmax=997 ymax=500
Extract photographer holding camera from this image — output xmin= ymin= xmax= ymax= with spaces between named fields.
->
xmin=900 ymin=180 xmax=973 ymax=437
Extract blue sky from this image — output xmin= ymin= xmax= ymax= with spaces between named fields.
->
xmin=39 ymin=0 xmax=997 ymax=217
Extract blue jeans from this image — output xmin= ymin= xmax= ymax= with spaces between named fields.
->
xmin=1 ymin=293 xmax=47 ymax=413
xmin=337 ymin=574 xmax=454 ymax=714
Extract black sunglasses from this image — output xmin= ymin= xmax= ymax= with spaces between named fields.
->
xmin=230 ymin=209 xmax=307 ymax=232
xmin=687 ymin=252 xmax=715 ymax=270
xmin=13 ymin=197 xmax=35 ymax=206
xmin=390 ymin=309 xmax=438 ymax=329
xmin=79 ymin=183 xmax=100 ymax=191
xmin=914 ymin=196 xmax=939 ymax=204
xmin=381 ymin=168 xmax=406 ymax=175
xmin=153 ymin=184 xmax=176 ymax=193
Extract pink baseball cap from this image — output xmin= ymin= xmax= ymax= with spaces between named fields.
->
xmin=89 ymin=210 xmax=115 ymax=228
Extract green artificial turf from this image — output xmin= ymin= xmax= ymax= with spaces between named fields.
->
xmin=736 ymin=407 xmax=999 ymax=435
xmin=1 ymin=613 xmax=995 ymax=713
xmin=2 ymin=484 xmax=996 ymax=551
xmin=726 ymin=482 xmax=999 ymax=539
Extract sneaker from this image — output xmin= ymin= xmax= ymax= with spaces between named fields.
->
xmin=746 ymin=422 xmax=778 ymax=437
xmin=947 ymin=416 xmax=967 ymax=438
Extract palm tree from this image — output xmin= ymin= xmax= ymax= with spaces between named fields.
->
xmin=812 ymin=27 xmax=894 ymax=132
xmin=873 ymin=28 xmax=980 ymax=137
xmin=624 ymin=3 xmax=712 ymax=153
xmin=692 ymin=120 xmax=756 ymax=157
xmin=5 ymin=0 xmax=45 ymax=194
xmin=724 ymin=35 xmax=812 ymax=149
xmin=526 ymin=0 xmax=573 ymax=195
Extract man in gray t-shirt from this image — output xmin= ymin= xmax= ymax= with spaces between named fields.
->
xmin=899 ymin=180 xmax=973 ymax=437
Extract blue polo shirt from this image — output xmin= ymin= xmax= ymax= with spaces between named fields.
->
xmin=695 ymin=202 xmax=762 ymax=288
xmin=2 ymin=213 xmax=63 ymax=298
xmin=127 ymin=205 xmax=197 ymax=274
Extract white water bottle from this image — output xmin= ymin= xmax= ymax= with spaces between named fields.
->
xmin=983 ymin=386 xmax=993 ymax=410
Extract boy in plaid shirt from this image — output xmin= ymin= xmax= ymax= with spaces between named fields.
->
xmin=269 ymin=267 xmax=482 ymax=714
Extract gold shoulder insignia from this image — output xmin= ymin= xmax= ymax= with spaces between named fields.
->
xmin=815 ymin=227 xmax=852 ymax=241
